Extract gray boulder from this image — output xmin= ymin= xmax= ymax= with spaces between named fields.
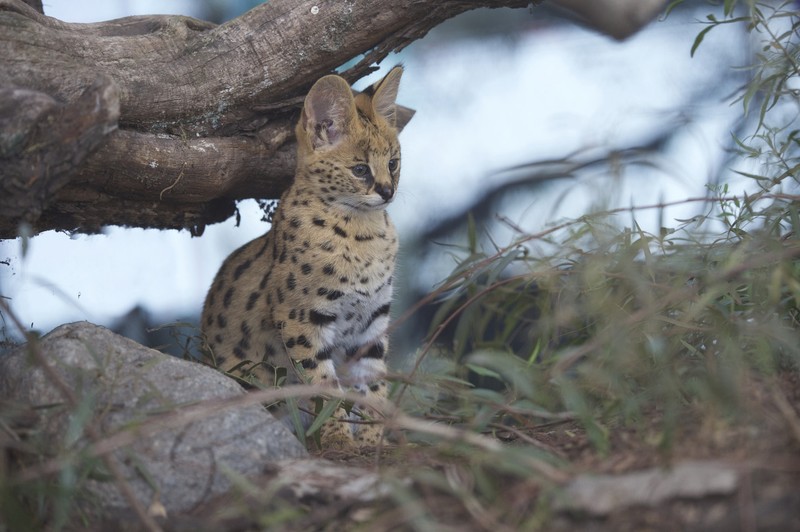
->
xmin=0 ymin=321 xmax=307 ymax=517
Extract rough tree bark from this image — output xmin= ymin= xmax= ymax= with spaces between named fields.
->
xmin=0 ymin=0 xmax=664 ymax=238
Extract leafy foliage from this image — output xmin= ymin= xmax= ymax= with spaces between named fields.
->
xmin=402 ymin=0 xmax=800 ymax=455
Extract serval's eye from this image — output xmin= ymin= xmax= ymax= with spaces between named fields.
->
xmin=352 ymin=164 xmax=371 ymax=178
xmin=388 ymin=159 xmax=399 ymax=172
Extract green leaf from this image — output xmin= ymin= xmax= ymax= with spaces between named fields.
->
xmin=465 ymin=362 xmax=502 ymax=380
xmin=305 ymin=398 xmax=343 ymax=437
xmin=690 ymin=25 xmax=716 ymax=57
xmin=662 ymin=0 xmax=686 ymax=19
xmin=285 ymin=397 xmax=306 ymax=446
xmin=487 ymin=247 xmax=522 ymax=285
xmin=466 ymin=350 xmax=537 ymax=399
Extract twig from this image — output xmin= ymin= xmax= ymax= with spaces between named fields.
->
xmin=486 ymin=423 xmax=568 ymax=459
xmin=159 ymin=162 xmax=186 ymax=200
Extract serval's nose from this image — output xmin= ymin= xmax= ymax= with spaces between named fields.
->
xmin=374 ymin=183 xmax=394 ymax=201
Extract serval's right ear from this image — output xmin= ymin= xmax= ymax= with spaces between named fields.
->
xmin=302 ymin=75 xmax=356 ymax=149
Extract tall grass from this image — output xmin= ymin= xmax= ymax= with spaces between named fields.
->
xmin=401 ymin=0 xmax=800 ymax=454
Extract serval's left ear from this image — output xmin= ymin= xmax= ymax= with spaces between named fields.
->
xmin=370 ymin=66 xmax=403 ymax=127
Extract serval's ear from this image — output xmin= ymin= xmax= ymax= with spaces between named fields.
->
xmin=369 ymin=66 xmax=403 ymax=127
xmin=302 ymin=75 xmax=356 ymax=149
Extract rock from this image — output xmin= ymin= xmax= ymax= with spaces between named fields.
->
xmin=0 ymin=321 xmax=307 ymax=517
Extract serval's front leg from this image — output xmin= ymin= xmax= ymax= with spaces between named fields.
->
xmin=282 ymin=324 xmax=355 ymax=450
xmin=345 ymin=339 xmax=389 ymax=446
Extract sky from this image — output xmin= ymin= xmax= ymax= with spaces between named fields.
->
xmin=0 ymin=2 xmax=748 ymax=340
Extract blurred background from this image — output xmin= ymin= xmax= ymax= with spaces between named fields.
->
xmin=0 ymin=0 xmax=749 ymax=357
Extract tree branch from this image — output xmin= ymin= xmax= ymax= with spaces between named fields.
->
xmin=0 ymin=0 xmax=659 ymax=237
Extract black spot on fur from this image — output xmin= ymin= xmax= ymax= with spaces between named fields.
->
xmin=297 ymin=335 xmax=312 ymax=348
xmin=233 ymin=347 xmax=247 ymax=359
xmin=217 ymin=314 xmax=227 ymax=328
xmin=309 ymin=309 xmax=337 ymax=325
xmin=287 ymin=272 xmax=296 ymax=290
xmin=315 ymin=346 xmax=334 ymax=360
xmin=364 ymin=343 xmax=385 ymax=359
xmin=323 ymin=264 xmax=335 ymax=275
xmin=301 ymin=263 xmax=312 ymax=275
xmin=246 ymin=291 xmax=260 ymax=311
xmin=223 ymin=287 xmax=234 ymax=308
xmin=355 ymin=234 xmax=374 ymax=242
xmin=253 ymin=238 xmax=270 ymax=260
xmin=313 ymin=217 xmax=326 ymax=227
xmin=300 ymin=358 xmax=318 ymax=369
xmin=362 ymin=303 xmax=391 ymax=333
xmin=288 ymin=309 xmax=297 ymax=320
xmin=237 ymin=336 xmax=250 ymax=350
xmin=233 ymin=259 xmax=252 ymax=281
xmin=289 ymin=217 xmax=301 ymax=228
xmin=333 ymin=226 xmax=347 ymax=238
xmin=326 ymin=290 xmax=344 ymax=301
xmin=285 ymin=338 xmax=296 ymax=348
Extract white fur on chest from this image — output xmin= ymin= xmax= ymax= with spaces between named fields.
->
xmin=317 ymin=272 xmax=393 ymax=349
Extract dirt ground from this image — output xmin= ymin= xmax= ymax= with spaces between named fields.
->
xmin=134 ymin=371 xmax=800 ymax=531
xmin=327 ymin=371 xmax=800 ymax=531
xmin=541 ymin=371 xmax=800 ymax=531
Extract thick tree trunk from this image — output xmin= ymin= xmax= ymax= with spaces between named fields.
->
xmin=0 ymin=0 xmax=663 ymax=238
